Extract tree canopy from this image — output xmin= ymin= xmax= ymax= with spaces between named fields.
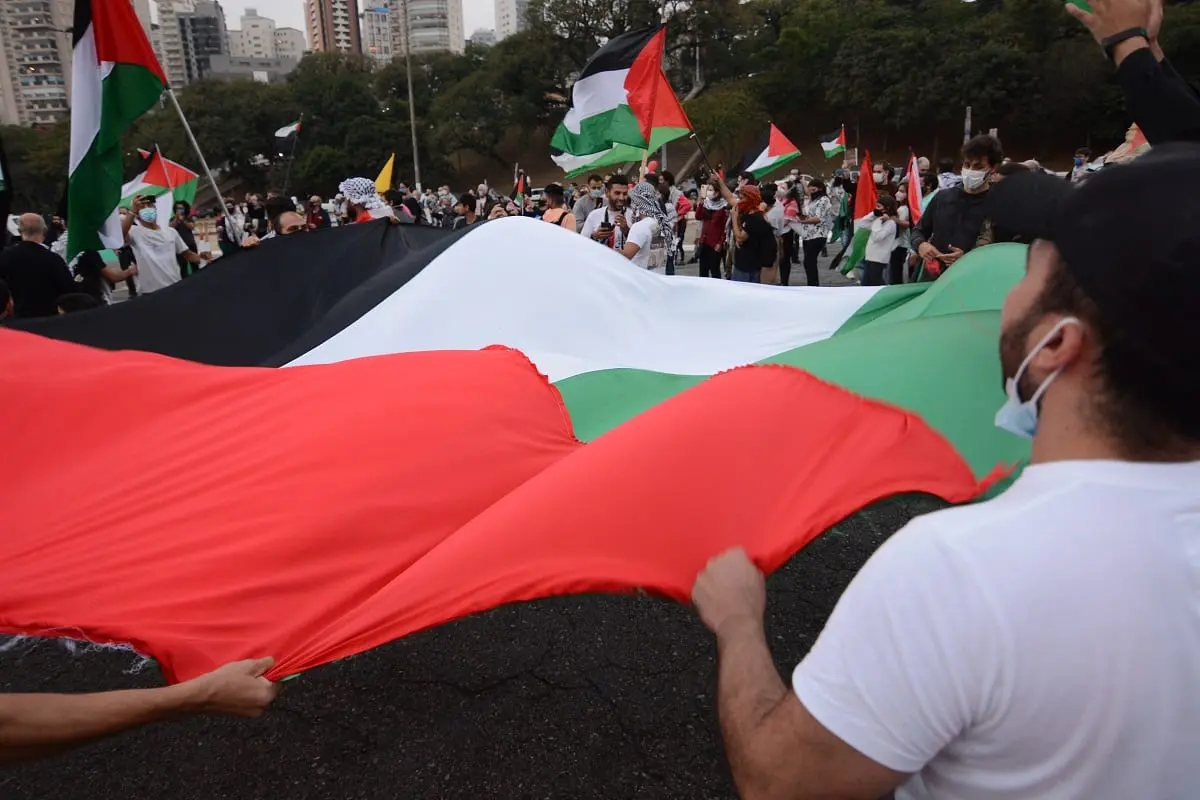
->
xmin=6 ymin=0 xmax=1200 ymax=211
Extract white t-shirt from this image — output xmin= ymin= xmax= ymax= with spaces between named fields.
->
xmin=854 ymin=213 xmax=898 ymax=263
xmin=580 ymin=206 xmax=625 ymax=251
xmin=765 ymin=201 xmax=787 ymax=237
xmin=128 ymin=224 xmax=188 ymax=294
xmin=792 ymin=459 xmax=1200 ymax=800
xmin=624 ymin=217 xmax=658 ymax=270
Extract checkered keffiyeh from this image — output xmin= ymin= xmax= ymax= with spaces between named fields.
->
xmin=338 ymin=177 xmax=385 ymax=211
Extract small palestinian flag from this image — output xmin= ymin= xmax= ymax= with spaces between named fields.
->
xmin=275 ymin=120 xmax=302 ymax=153
xmin=841 ymin=150 xmax=878 ymax=276
xmin=120 ymin=148 xmax=199 ymax=226
xmin=732 ymin=124 xmax=801 ymax=180
xmin=821 ymin=126 xmax=847 ymax=160
xmin=66 ymin=0 xmax=168 ymax=260
xmin=551 ymin=24 xmax=693 ymax=177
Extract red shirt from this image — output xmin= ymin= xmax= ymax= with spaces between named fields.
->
xmin=695 ymin=204 xmax=729 ymax=250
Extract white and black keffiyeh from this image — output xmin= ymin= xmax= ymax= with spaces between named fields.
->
xmin=338 ymin=177 xmax=385 ymax=211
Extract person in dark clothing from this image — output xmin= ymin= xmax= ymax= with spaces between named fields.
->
xmin=170 ymin=200 xmax=200 ymax=279
xmin=0 ymin=278 xmax=12 ymax=319
xmin=72 ymin=249 xmax=137 ymax=304
xmin=306 ymin=196 xmax=332 ymax=230
xmin=0 ymin=213 xmax=75 ymax=317
xmin=694 ymin=177 xmax=730 ymax=280
xmin=910 ymin=134 xmax=1004 ymax=280
xmin=56 ymin=292 xmax=101 ymax=314
xmin=116 ymin=244 xmax=138 ymax=297
xmin=716 ymin=181 xmax=774 ymax=283
xmin=1069 ymin=0 xmax=1200 ymax=145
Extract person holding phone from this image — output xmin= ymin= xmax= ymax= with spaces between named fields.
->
xmin=579 ymin=173 xmax=631 ymax=250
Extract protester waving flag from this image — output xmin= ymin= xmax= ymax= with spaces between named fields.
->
xmin=275 ymin=120 xmax=302 ymax=154
xmin=841 ymin=150 xmax=878 ymax=276
xmin=820 ymin=126 xmax=847 ymax=160
xmin=120 ymin=148 xmax=199 ymax=226
xmin=731 ymin=124 xmax=801 ymax=180
xmin=66 ymin=0 xmax=168 ymax=260
xmin=551 ymin=24 xmax=693 ymax=177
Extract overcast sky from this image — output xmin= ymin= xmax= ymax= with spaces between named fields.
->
xmin=216 ymin=0 xmax=497 ymax=38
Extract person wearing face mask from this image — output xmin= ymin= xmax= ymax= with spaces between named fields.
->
xmin=119 ymin=195 xmax=208 ymax=294
xmin=572 ymin=174 xmax=605 ymax=232
xmin=909 ymin=134 xmax=1003 ymax=279
xmin=1069 ymin=146 xmax=1092 ymax=183
xmin=798 ymin=178 xmax=834 ymax=286
xmin=889 ymin=185 xmax=913 ymax=284
xmin=688 ymin=144 xmax=1200 ymax=800
xmin=169 ymin=200 xmax=199 ymax=279
xmin=853 ymin=195 xmax=899 ymax=286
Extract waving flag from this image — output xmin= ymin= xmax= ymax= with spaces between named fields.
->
xmin=120 ymin=148 xmax=199 ymax=229
xmin=551 ymin=25 xmax=693 ymax=177
xmin=841 ymin=150 xmax=878 ymax=275
xmin=906 ymin=152 xmax=924 ymax=223
xmin=732 ymin=124 xmax=801 ymax=179
xmin=820 ymin=126 xmax=847 ymax=160
xmin=275 ymin=120 xmax=301 ymax=153
xmin=66 ymin=0 xmax=168 ymax=259
xmin=3 ymin=218 xmax=1028 ymax=683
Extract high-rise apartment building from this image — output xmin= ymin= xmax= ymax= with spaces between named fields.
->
xmin=157 ymin=0 xmax=196 ymax=89
xmin=306 ymin=0 xmax=361 ymax=54
xmin=273 ymin=27 xmax=307 ymax=61
xmin=468 ymin=28 xmax=495 ymax=47
xmin=0 ymin=0 xmax=73 ymax=126
xmin=388 ymin=0 xmax=463 ymax=56
xmin=179 ymin=0 xmax=229 ymax=83
xmin=228 ymin=7 xmax=275 ymax=59
xmin=494 ymin=0 xmax=528 ymax=41
xmin=360 ymin=6 xmax=392 ymax=65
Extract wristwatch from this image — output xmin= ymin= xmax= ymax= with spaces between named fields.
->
xmin=1100 ymin=27 xmax=1149 ymax=61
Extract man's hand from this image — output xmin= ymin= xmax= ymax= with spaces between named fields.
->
xmin=200 ymin=251 xmax=212 ymax=262
xmin=178 ymin=658 xmax=280 ymax=717
xmin=127 ymin=265 xmax=139 ymax=278
xmin=938 ymin=245 xmax=965 ymax=265
xmin=613 ymin=212 xmax=629 ymax=233
xmin=1067 ymin=0 xmax=1151 ymax=44
xmin=692 ymin=548 xmax=767 ymax=637
xmin=917 ymin=241 xmax=943 ymax=261
xmin=592 ymin=225 xmax=613 ymax=241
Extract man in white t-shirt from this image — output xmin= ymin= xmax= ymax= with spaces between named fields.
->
xmin=689 ymin=145 xmax=1200 ymax=799
xmin=580 ymin=173 xmax=631 ymax=252
xmin=120 ymin=196 xmax=207 ymax=294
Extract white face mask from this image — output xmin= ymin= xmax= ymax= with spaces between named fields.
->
xmin=994 ymin=317 xmax=1079 ymax=440
xmin=962 ymin=168 xmax=989 ymax=191
xmin=873 ymin=172 xmax=884 ymax=185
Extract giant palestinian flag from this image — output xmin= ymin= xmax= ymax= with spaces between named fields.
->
xmin=731 ymin=124 xmax=801 ymax=179
xmin=67 ymin=0 xmax=168 ymax=260
xmin=551 ymin=25 xmax=693 ymax=177
xmin=2 ymin=218 xmax=1028 ymax=683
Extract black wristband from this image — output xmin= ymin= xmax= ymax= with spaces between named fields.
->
xmin=1100 ymin=27 xmax=1149 ymax=61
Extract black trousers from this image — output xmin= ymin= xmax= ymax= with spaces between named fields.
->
xmin=801 ymin=237 xmax=824 ymax=287
xmin=862 ymin=259 xmax=887 ymax=286
xmin=697 ymin=243 xmax=724 ymax=279
xmin=779 ymin=234 xmax=794 ymax=286
xmin=888 ymin=247 xmax=907 ymax=285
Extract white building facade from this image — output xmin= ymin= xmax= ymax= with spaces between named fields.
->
xmin=494 ymin=0 xmax=528 ymax=41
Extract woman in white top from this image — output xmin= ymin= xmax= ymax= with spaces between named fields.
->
xmin=621 ymin=182 xmax=672 ymax=271
xmin=853 ymin=195 xmax=899 ymax=287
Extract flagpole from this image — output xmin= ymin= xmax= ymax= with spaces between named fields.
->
xmin=402 ymin=0 xmax=421 ymax=191
xmin=165 ymin=88 xmax=235 ymax=244
xmin=282 ymin=112 xmax=303 ymax=197
xmin=687 ymin=132 xmax=717 ymax=177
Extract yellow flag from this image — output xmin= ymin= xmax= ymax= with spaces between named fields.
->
xmin=375 ymin=153 xmax=395 ymax=193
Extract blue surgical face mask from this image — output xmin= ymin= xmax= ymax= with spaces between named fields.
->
xmin=994 ymin=317 xmax=1079 ymax=440
xmin=138 ymin=207 xmax=158 ymax=224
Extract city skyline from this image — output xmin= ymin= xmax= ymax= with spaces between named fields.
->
xmin=218 ymin=0 xmax=494 ymax=41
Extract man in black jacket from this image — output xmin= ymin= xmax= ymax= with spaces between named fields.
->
xmin=0 ymin=213 xmax=74 ymax=317
xmin=909 ymin=134 xmax=1003 ymax=279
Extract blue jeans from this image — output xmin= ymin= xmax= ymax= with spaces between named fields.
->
xmin=732 ymin=268 xmax=761 ymax=283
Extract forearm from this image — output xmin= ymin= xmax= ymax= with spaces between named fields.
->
xmin=0 ymin=684 xmax=196 ymax=763
xmin=716 ymin=615 xmax=791 ymax=798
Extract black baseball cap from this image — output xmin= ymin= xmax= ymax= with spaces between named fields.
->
xmin=987 ymin=143 xmax=1200 ymax=385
